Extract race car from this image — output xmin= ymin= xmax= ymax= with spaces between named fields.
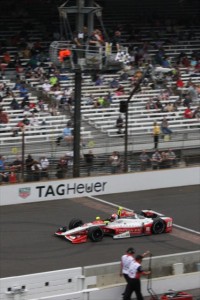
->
xmin=54 ymin=208 xmax=173 ymax=244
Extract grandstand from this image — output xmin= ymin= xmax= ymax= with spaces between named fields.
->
xmin=0 ymin=0 xmax=200 ymax=181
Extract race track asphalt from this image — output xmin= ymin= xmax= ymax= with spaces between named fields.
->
xmin=0 ymin=185 xmax=199 ymax=278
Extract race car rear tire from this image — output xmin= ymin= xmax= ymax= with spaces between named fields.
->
xmin=88 ymin=226 xmax=104 ymax=242
xmin=152 ymin=218 xmax=166 ymax=234
xmin=69 ymin=218 xmax=83 ymax=229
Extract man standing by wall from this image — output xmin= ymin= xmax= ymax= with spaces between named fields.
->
xmin=123 ymin=255 xmax=151 ymax=300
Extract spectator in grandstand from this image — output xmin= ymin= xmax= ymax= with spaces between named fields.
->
xmin=109 ymin=151 xmax=121 ymax=174
xmin=62 ymin=122 xmax=73 ymax=145
xmin=21 ymin=95 xmax=30 ymax=109
xmin=31 ymin=160 xmax=42 ymax=181
xmin=161 ymin=117 xmax=172 ymax=136
xmin=10 ymin=156 xmax=22 ymax=182
xmin=25 ymin=154 xmax=34 ymax=182
xmin=88 ymin=29 xmax=104 ymax=51
xmin=84 ymin=150 xmax=95 ymax=176
xmin=0 ymin=107 xmax=9 ymax=124
xmin=160 ymin=151 xmax=170 ymax=169
xmin=155 ymin=99 xmax=163 ymax=110
xmin=116 ymin=114 xmax=124 ymax=134
xmin=183 ymin=94 xmax=192 ymax=107
xmin=184 ymin=106 xmax=193 ymax=119
xmin=110 ymin=78 xmax=120 ymax=89
xmin=30 ymin=114 xmax=39 ymax=127
xmin=93 ymin=95 xmax=105 ymax=108
xmin=10 ymin=98 xmax=20 ymax=110
xmin=139 ymin=150 xmax=150 ymax=171
xmin=55 ymin=155 xmax=68 ymax=179
xmin=192 ymin=106 xmax=200 ymax=119
xmin=85 ymin=94 xmax=95 ymax=105
xmin=187 ymin=83 xmax=199 ymax=103
xmin=151 ymin=150 xmax=162 ymax=170
xmin=40 ymin=156 xmax=50 ymax=179
xmin=115 ymin=85 xmax=125 ymax=96
xmin=166 ymin=149 xmax=177 ymax=167
xmin=106 ymin=91 xmax=113 ymax=104
xmin=0 ymin=155 xmax=5 ymax=183
xmin=152 ymin=122 xmax=160 ymax=149
xmin=19 ymin=83 xmax=29 ymax=98
xmin=111 ymin=30 xmax=122 ymax=53
xmin=95 ymin=75 xmax=104 ymax=86
xmin=42 ymin=80 xmax=52 ymax=93
xmin=163 ymin=102 xmax=175 ymax=112
xmin=8 ymin=169 xmax=17 ymax=183
xmin=145 ymin=98 xmax=157 ymax=110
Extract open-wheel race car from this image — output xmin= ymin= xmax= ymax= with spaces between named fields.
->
xmin=54 ymin=208 xmax=173 ymax=244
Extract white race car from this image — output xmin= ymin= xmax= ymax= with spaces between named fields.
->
xmin=55 ymin=208 xmax=173 ymax=244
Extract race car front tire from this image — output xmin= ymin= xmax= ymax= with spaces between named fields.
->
xmin=69 ymin=218 xmax=84 ymax=229
xmin=152 ymin=218 xmax=166 ymax=234
xmin=88 ymin=226 xmax=104 ymax=242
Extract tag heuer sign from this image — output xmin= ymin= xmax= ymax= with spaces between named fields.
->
xmin=19 ymin=187 xmax=31 ymax=199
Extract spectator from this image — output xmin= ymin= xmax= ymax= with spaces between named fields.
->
xmin=0 ymin=155 xmax=5 ymax=183
xmin=0 ymin=107 xmax=9 ymax=124
xmin=151 ymin=150 xmax=162 ymax=170
xmin=123 ymin=255 xmax=151 ymax=300
xmin=116 ymin=114 xmax=124 ymax=134
xmin=55 ymin=155 xmax=68 ymax=179
xmin=62 ymin=122 xmax=73 ymax=145
xmin=109 ymin=151 xmax=121 ymax=174
xmin=115 ymin=85 xmax=125 ymax=96
xmin=163 ymin=102 xmax=175 ymax=112
xmin=84 ymin=150 xmax=95 ymax=176
xmin=31 ymin=160 xmax=42 ymax=181
xmin=25 ymin=154 xmax=34 ymax=182
xmin=184 ymin=106 xmax=193 ymax=119
xmin=10 ymin=156 xmax=22 ymax=182
xmin=40 ymin=156 xmax=50 ymax=179
xmin=10 ymin=98 xmax=20 ymax=110
xmin=30 ymin=114 xmax=39 ymax=127
xmin=85 ymin=94 xmax=95 ymax=105
xmin=160 ymin=151 xmax=170 ymax=169
xmin=145 ymin=99 xmax=157 ymax=110
xmin=139 ymin=150 xmax=150 ymax=171
xmin=192 ymin=106 xmax=200 ymax=119
xmin=110 ymin=78 xmax=120 ymax=89
xmin=152 ymin=122 xmax=160 ymax=149
xmin=166 ymin=149 xmax=177 ymax=167
xmin=183 ymin=94 xmax=192 ymax=107
xmin=161 ymin=117 xmax=172 ymax=136
xmin=21 ymin=95 xmax=29 ymax=109
xmin=88 ymin=29 xmax=104 ymax=51
xmin=111 ymin=30 xmax=122 ymax=53
xmin=9 ymin=169 xmax=17 ymax=183
xmin=19 ymin=83 xmax=28 ymax=98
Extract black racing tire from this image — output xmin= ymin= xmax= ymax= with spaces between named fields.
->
xmin=88 ymin=226 xmax=104 ymax=242
xmin=152 ymin=218 xmax=166 ymax=234
xmin=69 ymin=218 xmax=83 ymax=230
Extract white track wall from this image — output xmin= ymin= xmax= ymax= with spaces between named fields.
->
xmin=0 ymin=166 xmax=200 ymax=206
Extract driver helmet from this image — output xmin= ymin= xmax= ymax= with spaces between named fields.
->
xmin=110 ymin=213 xmax=118 ymax=221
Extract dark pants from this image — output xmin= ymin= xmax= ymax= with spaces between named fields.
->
xmin=154 ymin=135 xmax=159 ymax=149
xmin=123 ymin=278 xmax=143 ymax=300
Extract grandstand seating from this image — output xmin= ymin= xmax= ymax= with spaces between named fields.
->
xmin=0 ymin=0 xmax=200 ymax=180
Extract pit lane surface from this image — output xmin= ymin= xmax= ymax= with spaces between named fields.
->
xmin=0 ymin=185 xmax=199 ymax=278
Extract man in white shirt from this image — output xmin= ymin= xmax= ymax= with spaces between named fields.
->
xmin=123 ymin=255 xmax=151 ymax=300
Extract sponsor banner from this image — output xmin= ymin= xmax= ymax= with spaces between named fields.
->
xmin=0 ymin=167 xmax=199 ymax=206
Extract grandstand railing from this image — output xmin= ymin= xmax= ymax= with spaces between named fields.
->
xmin=0 ymin=130 xmax=199 ymax=184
